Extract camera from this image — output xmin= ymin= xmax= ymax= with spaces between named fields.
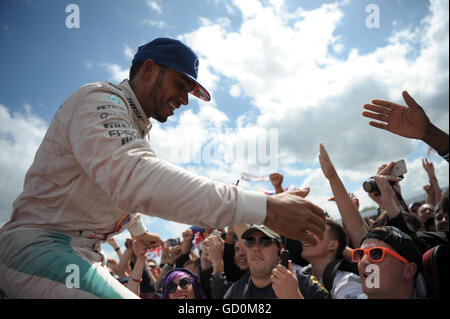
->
xmin=362 ymin=177 xmax=396 ymax=195
xmin=362 ymin=159 xmax=407 ymax=195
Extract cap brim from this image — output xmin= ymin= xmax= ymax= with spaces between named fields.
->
xmin=241 ymin=226 xmax=281 ymax=242
xmin=185 ymin=74 xmax=211 ymax=102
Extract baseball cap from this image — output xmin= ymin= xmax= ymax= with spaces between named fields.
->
xmin=241 ymin=225 xmax=282 ymax=244
xmin=132 ymin=37 xmax=211 ymax=102
xmin=361 ymin=226 xmax=422 ymax=269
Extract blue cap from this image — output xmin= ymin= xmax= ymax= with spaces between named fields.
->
xmin=132 ymin=37 xmax=211 ymax=102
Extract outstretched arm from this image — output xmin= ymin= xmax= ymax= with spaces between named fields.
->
xmin=264 ymin=187 xmax=326 ymax=246
xmin=319 ymin=144 xmax=368 ymax=248
xmin=363 ymin=91 xmax=449 ymax=157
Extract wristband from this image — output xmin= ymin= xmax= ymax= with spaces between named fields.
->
xmin=114 ymin=247 xmax=120 ymax=251
xmin=132 ymin=278 xmax=142 ymax=283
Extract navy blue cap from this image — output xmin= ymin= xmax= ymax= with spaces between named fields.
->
xmin=132 ymin=37 xmax=211 ymax=102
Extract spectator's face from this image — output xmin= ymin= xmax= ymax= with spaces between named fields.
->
xmin=168 ymin=275 xmax=196 ymax=299
xmin=234 ymin=240 xmax=249 ymax=271
xmin=244 ymin=231 xmax=280 ymax=280
xmin=435 ymin=209 xmax=449 ymax=232
xmin=418 ymin=204 xmax=435 ymax=224
xmin=409 ymin=203 xmax=421 ymax=216
xmin=357 ymin=239 xmax=415 ymax=299
xmin=301 ymin=225 xmax=336 ymax=261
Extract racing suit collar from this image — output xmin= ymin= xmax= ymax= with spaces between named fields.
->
xmin=119 ymin=79 xmax=152 ymax=135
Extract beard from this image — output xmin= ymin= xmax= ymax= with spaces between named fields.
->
xmin=148 ymin=65 xmax=168 ymax=123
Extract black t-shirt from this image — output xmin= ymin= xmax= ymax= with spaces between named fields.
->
xmin=223 ymin=265 xmax=330 ymax=299
xmin=223 ymin=272 xmax=277 ymax=299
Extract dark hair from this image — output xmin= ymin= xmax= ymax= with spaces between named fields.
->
xmin=129 ymin=61 xmax=145 ymax=81
xmin=326 ymin=217 xmax=347 ymax=259
xmin=402 ymin=212 xmax=424 ymax=232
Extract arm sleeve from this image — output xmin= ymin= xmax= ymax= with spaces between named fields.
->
xmin=69 ymin=89 xmax=267 ymax=229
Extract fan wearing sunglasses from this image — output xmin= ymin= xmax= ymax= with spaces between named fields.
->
xmin=223 ymin=225 xmax=329 ymax=299
xmin=162 ymin=268 xmax=206 ymax=299
xmin=355 ymin=226 xmax=426 ymax=299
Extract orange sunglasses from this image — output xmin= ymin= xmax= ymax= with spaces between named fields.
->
xmin=352 ymin=247 xmax=409 ymax=264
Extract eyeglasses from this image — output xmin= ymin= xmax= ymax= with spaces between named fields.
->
xmin=166 ymin=278 xmax=192 ymax=294
xmin=244 ymin=236 xmax=276 ymax=248
xmin=352 ymin=247 xmax=409 ymax=264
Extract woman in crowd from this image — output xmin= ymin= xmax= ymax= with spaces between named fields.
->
xmin=162 ymin=268 xmax=206 ymax=299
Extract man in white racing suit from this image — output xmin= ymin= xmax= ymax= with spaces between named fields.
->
xmin=0 ymin=38 xmax=326 ymax=298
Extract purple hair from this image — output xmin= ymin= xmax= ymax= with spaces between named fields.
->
xmin=162 ymin=268 xmax=206 ymax=299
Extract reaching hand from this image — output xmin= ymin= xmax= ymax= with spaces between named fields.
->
xmin=134 ymin=231 xmax=164 ymax=249
xmin=319 ymin=143 xmax=338 ymax=180
xmin=363 ymin=91 xmax=430 ymax=140
xmin=371 ymin=175 xmax=402 ymax=217
xmin=180 ymin=229 xmax=194 ymax=255
xmin=271 ymin=261 xmax=303 ymax=299
xmin=265 ymin=187 xmax=326 ymax=246
xmin=269 ymin=173 xmax=284 ymax=188
xmin=202 ymin=234 xmax=224 ymax=265
xmin=131 ymin=240 xmax=148 ymax=258
xmin=422 ymin=158 xmax=436 ymax=178
xmin=168 ymin=245 xmax=182 ymax=265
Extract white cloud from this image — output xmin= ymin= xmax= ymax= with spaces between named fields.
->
xmin=173 ymin=0 xmax=449 ymax=214
xmin=0 ymin=104 xmax=47 ymax=225
xmin=100 ymin=63 xmax=129 ymax=82
xmin=146 ymin=0 xmax=162 ymax=14
xmin=229 ymin=84 xmax=241 ymax=97
xmin=142 ymin=19 xmax=166 ymax=29
xmin=123 ymin=45 xmax=135 ymax=60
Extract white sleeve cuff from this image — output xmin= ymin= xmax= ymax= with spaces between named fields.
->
xmin=127 ymin=213 xmax=147 ymax=237
xmin=234 ymin=190 xmax=267 ymax=225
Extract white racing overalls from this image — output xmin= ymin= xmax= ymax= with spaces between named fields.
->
xmin=0 ymin=80 xmax=266 ymax=298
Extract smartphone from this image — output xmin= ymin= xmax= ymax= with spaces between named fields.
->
xmin=280 ymin=249 xmax=289 ymax=268
xmin=211 ymin=229 xmax=222 ymax=238
xmin=168 ymin=238 xmax=180 ymax=247
xmin=392 ymin=159 xmax=407 ymax=177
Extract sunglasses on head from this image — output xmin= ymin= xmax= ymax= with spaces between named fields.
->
xmin=166 ymin=277 xmax=192 ymax=294
xmin=244 ymin=236 xmax=276 ymax=248
xmin=352 ymin=247 xmax=409 ymax=264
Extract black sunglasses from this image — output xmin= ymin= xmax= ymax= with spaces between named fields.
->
xmin=166 ymin=277 xmax=192 ymax=294
xmin=244 ymin=236 xmax=276 ymax=248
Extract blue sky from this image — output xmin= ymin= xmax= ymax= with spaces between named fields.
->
xmin=1 ymin=0 xmax=448 ymax=261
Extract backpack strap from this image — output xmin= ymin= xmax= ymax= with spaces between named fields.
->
xmin=323 ymin=259 xmax=344 ymax=293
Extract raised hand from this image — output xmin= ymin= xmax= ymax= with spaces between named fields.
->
xmin=271 ymin=261 xmax=303 ymax=299
xmin=363 ymin=91 xmax=430 ymax=140
xmin=270 ymin=172 xmax=284 ymax=187
xmin=319 ymin=143 xmax=338 ymax=180
xmin=134 ymin=231 xmax=164 ymax=249
xmin=422 ymin=158 xmax=436 ymax=178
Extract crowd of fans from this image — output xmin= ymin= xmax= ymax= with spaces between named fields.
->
xmin=103 ymin=160 xmax=448 ymax=300
xmin=100 ymin=91 xmax=449 ymax=300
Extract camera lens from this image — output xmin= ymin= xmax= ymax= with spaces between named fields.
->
xmin=362 ymin=178 xmax=379 ymax=194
